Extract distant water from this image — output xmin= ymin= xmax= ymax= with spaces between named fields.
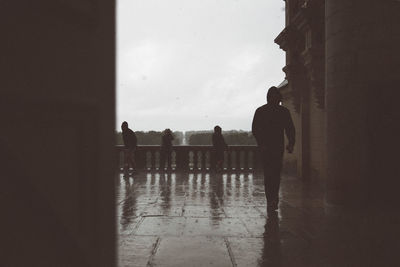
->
xmin=182 ymin=132 xmax=187 ymax=145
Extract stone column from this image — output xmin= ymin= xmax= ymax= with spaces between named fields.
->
xmin=325 ymin=0 xmax=400 ymax=211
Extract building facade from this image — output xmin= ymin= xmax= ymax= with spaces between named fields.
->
xmin=275 ymin=0 xmax=326 ymax=182
xmin=275 ymin=0 xmax=400 ymax=212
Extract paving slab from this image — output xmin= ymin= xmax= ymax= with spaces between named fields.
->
xmin=118 ymin=236 xmax=158 ymax=267
xmin=150 ymin=237 xmax=232 ymax=267
xmin=135 ymin=216 xmax=186 ymax=236
xmin=183 ymin=217 xmax=249 ymax=237
xmin=183 ymin=205 xmax=224 ymax=218
xmin=143 ymin=205 xmax=183 ymax=217
xmin=223 ymin=206 xmax=264 ymax=218
xmin=227 ymin=237 xmax=266 ymax=267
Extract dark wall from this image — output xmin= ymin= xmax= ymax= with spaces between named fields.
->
xmin=0 ymin=1 xmax=115 ymax=266
xmin=325 ymin=0 xmax=400 ymax=210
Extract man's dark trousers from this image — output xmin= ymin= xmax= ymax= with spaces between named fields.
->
xmin=261 ymin=148 xmax=283 ymax=209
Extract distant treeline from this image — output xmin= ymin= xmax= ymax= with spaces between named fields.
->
xmin=116 ymin=130 xmax=256 ymax=146
xmin=187 ymin=130 xmax=256 ymax=145
xmin=116 ymin=131 xmax=183 ymax=145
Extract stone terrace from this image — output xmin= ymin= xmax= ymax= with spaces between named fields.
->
xmin=116 ymin=171 xmax=368 ymax=267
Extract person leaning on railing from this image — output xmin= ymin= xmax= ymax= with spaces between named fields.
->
xmin=160 ymin=128 xmax=174 ymax=171
xmin=121 ymin=121 xmax=137 ymax=172
xmin=212 ymin=125 xmax=228 ymax=171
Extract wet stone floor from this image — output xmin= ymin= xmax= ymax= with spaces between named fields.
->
xmin=115 ymin=171 xmax=355 ymax=267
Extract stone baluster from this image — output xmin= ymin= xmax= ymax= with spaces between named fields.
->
xmin=178 ymin=147 xmax=189 ymax=170
xmin=171 ymin=149 xmax=176 ymax=170
xmin=175 ymin=147 xmax=181 ymax=170
xmin=243 ymin=149 xmax=249 ymax=171
xmin=135 ymin=146 xmax=144 ymax=170
xmin=201 ymin=149 xmax=206 ymax=171
xmin=150 ymin=149 xmax=156 ymax=171
xmin=193 ymin=149 xmax=198 ymax=171
xmin=236 ymin=149 xmax=241 ymax=170
xmin=253 ymin=149 xmax=258 ymax=170
xmin=175 ymin=147 xmax=180 ymax=170
xmin=116 ymin=148 xmax=121 ymax=170
xmin=227 ymin=149 xmax=231 ymax=171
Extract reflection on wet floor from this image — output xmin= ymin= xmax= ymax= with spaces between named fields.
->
xmin=116 ymin=171 xmax=365 ymax=267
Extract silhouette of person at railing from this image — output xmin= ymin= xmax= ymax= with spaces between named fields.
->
xmin=252 ymin=86 xmax=295 ymax=213
xmin=212 ymin=125 xmax=228 ymax=171
xmin=160 ymin=128 xmax=174 ymax=171
xmin=121 ymin=121 xmax=137 ymax=172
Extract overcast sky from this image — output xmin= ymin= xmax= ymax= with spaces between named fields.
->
xmin=117 ymin=0 xmax=285 ymax=131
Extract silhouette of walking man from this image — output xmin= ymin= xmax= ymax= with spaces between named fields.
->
xmin=121 ymin=121 xmax=137 ymax=172
xmin=252 ymin=87 xmax=295 ymax=213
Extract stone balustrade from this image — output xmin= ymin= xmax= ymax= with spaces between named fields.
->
xmin=116 ymin=145 xmax=260 ymax=171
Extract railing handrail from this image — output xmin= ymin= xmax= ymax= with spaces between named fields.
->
xmin=116 ymin=144 xmax=258 ymax=149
